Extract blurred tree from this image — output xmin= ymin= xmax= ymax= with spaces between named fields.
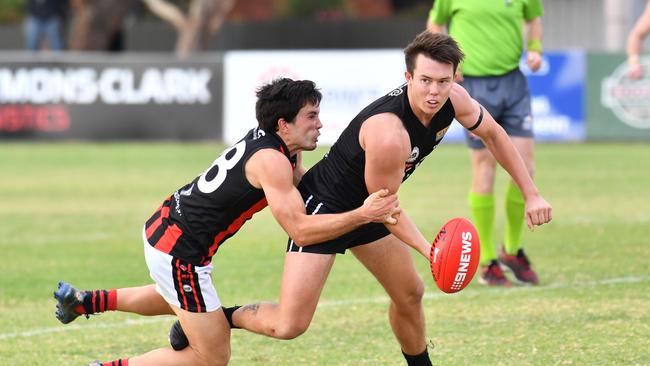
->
xmin=67 ymin=0 xmax=235 ymax=56
xmin=30 ymin=0 xmax=424 ymax=53
xmin=142 ymin=0 xmax=235 ymax=57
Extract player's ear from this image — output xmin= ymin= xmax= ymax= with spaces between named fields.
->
xmin=404 ymin=71 xmax=413 ymax=81
xmin=277 ymin=118 xmax=288 ymax=132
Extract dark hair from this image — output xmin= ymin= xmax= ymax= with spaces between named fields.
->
xmin=404 ymin=31 xmax=465 ymax=74
xmin=255 ymin=78 xmax=322 ymax=132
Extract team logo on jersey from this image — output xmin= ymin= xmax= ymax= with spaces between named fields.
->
xmin=182 ymin=284 xmax=193 ymax=293
xmin=404 ymin=147 xmax=424 ymax=180
xmin=253 ymin=127 xmax=266 ymax=139
xmin=406 ymin=146 xmax=420 ymax=164
xmin=388 ymin=87 xmax=403 ymax=97
xmin=436 ymin=126 xmax=450 ymax=141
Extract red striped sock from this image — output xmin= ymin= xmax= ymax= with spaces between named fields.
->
xmin=100 ymin=358 xmax=129 ymax=366
xmin=74 ymin=289 xmax=118 ymax=314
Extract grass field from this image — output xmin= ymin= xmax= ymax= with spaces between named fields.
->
xmin=1 ymin=142 xmax=649 ymax=365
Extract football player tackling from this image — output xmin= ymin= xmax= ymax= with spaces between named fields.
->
xmin=53 ymin=78 xmax=399 ymax=366
xmin=171 ymin=31 xmax=552 ymax=365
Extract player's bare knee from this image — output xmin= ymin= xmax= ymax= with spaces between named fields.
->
xmin=395 ymin=278 xmax=425 ymax=308
xmin=410 ymin=278 xmax=426 ymax=303
xmin=270 ymin=319 xmax=310 ymax=340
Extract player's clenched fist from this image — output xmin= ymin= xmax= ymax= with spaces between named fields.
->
xmin=524 ymin=195 xmax=552 ymax=230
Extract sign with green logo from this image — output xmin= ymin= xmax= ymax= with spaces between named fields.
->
xmin=588 ymin=52 xmax=650 ymax=140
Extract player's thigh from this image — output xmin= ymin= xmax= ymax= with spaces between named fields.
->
xmin=351 ymin=236 xmax=424 ymax=304
xmin=509 ymin=136 xmax=535 ymax=176
xmin=279 ymin=252 xmax=335 ymax=320
xmin=173 ymin=305 xmax=231 ymax=365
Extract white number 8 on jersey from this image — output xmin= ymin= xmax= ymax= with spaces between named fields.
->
xmin=197 ymin=141 xmax=246 ymax=194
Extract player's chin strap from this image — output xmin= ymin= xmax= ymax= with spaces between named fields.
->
xmin=467 ymin=105 xmax=483 ymax=131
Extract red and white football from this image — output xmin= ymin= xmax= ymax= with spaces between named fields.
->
xmin=429 ymin=217 xmax=480 ymax=293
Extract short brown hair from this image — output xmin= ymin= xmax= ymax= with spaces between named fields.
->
xmin=255 ymin=78 xmax=322 ymax=132
xmin=404 ymin=31 xmax=464 ymax=74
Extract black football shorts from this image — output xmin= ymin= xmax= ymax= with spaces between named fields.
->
xmin=286 ymin=189 xmax=390 ymax=255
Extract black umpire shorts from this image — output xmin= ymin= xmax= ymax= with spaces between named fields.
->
xmin=461 ymin=68 xmax=534 ymax=149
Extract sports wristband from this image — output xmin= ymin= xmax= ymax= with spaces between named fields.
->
xmin=527 ymin=39 xmax=542 ymax=53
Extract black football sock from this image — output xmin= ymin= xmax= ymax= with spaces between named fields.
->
xmin=222 ymin=305 xmax=241 ymax=329
xmin=402 ymin=347 xmax=433 ymax=366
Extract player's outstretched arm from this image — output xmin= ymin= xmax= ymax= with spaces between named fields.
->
xmin=247 ymin=149 xmax=399 ymax=246
xmin=451 ymin=85 xmax=552 ymax=229
xmin=360 ymin=113 xmax=431 ymax=259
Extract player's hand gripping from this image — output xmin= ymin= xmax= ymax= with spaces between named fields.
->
xmin=524 ymin=194 xmax=552 ymax=231
xmin=362 ymin=189 xmax=401 ymax=225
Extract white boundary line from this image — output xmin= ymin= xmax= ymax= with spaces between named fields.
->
xmin=317 ymin=275 xmax=650 ymax=307
xmin=1 ymin=275 xmax=648 ymax=341
xmin=0 ymin=317 xmax=171 ymax=340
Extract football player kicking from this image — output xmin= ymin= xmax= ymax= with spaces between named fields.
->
xmin=170 ymin=31 xmax=552 ymax=366
xmin=53 ymin=78 xmax=400 ymax=366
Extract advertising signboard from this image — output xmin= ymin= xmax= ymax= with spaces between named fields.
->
xmin=524 ymin=50 xmax=586 ymax=142
xmin=592 ymin=52 xmax=650 ymax=139
xmin=0 ymin=53 xmax=223 ymax=140
xmin=223 ymin=50 xmax=406 ymax=145
xmin=224 ymin=50 xmax=585 ymax=146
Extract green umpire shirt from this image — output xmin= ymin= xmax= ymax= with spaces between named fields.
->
xmin=428 ymin=0 xmax=544 ymax=77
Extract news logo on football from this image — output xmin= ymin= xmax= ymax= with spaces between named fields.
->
xmin=429 ymin=218 xmax=480 ymax=293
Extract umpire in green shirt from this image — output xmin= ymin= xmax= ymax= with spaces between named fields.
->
xmin=427 ymin=0 xmax=544 ymax=287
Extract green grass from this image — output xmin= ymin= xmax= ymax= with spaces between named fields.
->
xmin=1 ymin=142 xmax=649 ymax=365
